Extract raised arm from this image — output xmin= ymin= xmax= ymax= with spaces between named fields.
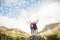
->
xmin=34 ymin=19 xmax=39 ymax=23
xmin=27 ymin=20 xmax=31 ymax=24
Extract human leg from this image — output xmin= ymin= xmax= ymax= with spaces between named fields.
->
xmin=34 ymin=29 xmax=38 ymax=34
xmin=34 ymin=26 xmax=38 ymax=34
xmin=31 ymin=28 xmax=34 ymax=35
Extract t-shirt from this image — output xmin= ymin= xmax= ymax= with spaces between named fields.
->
xmin=30 ymin=23 xmax=37 ymax=28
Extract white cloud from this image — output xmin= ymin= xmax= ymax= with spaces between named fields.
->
xmin=0 ymin=0 xmax=60 ymax=34
xmin=0 ymin=16 xmax=30 ymax=33
xmin=23 ymin=1 xmax=60 ymax=32
xmin=36 ymin=1 xmax=60 ymax=31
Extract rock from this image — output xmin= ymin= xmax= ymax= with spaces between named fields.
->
xmin=27 ymin=34 xmax=45 ymax=40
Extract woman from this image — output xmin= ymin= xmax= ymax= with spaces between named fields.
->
xmin=27 ymin=19 xmax=39 ymax=35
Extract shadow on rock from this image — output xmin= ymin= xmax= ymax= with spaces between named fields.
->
xmin=27 ymin=34 xmax=45 ymax=40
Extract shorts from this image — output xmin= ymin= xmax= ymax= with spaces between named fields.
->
xmin=34 ymin=26 xmax=37 ymax=30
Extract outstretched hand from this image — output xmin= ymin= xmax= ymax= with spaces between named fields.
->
xmin=35 ymin=19 xmax=39 ymax=23
xmin=27 ymin=20 xmax=31 ymax=24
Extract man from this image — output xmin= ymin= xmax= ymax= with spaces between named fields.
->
xmin=27 ymin=19 xmax=39 ymax=35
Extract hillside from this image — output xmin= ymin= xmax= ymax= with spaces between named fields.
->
xmin=0 ymin=26 xmax=30 ymax=40
xmin=0 ymin=23 xmax=60 ymax=40
xmin=40 ymin=22 xmax=60 ymax=40
xmin=41 ymin=23 xmax=60 ymax=32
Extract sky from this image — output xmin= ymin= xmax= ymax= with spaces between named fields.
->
xmin=0 ymin=0 xmax=60 ymax=34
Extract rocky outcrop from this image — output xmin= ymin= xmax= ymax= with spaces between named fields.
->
xmin=27 ymin=34 xmax=45 ymax=40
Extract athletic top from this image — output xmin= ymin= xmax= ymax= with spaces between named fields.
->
xmin=30 ymin=23 xmax=37 ymax=30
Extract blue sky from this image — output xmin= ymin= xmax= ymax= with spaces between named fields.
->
xmin=0 ymin=0 xmax=41 ymax=34
xmin=0 ymin=0 xmax=40 ymax=18
xmin=0 ymin=0 xmax=60 ymax=34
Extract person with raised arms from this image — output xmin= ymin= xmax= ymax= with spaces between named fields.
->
xmin=27 ymin=19 xmax=39 ymax=35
